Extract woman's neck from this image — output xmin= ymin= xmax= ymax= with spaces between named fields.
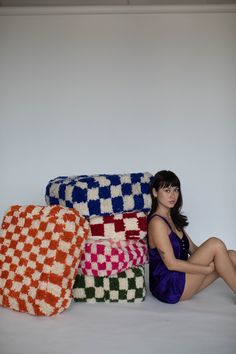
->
xmin=155 ymin=206 xmax=171 ymax=219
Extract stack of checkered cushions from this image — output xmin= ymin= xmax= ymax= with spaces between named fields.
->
xmin=46 ymin=172 xmax=152 ymax=303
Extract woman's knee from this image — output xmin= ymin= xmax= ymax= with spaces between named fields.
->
xmin=206 ymin=236 xmax=226 ymax=250
xmin=228 ymin=249 xmax=235 ymax=256
xmin=228 ymin=250 xmax=236 ymax=263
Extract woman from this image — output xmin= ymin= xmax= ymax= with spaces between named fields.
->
xmin=148 ymin=170 xmax=236 ymax=304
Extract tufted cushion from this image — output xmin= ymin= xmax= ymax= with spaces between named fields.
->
xmin=73 ymin=266 xmax=145 ymax=303
xmin=45 ymin=172 xmax=153 ymax=217
xmin=88 ymin=211 xmax=147 ymax=241
xmin=0 ymin=205 xmax=90 ymax=316
xmin=78 ymin=238 xmax=148 ymax=277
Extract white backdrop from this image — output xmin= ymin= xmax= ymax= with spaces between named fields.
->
xmin=0 ymin=6 xmax=236 ymax=247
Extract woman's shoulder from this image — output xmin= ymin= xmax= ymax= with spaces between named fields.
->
xmin=148 ymin=214 xmax=170 ymax=248
xmin=148 ymin=214 xmax=169 ymax=230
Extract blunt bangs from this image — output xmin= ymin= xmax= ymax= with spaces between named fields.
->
xmin=159 ymin=179 xmax=180 ymax=189
xmin=152 ymin=170 xmax=181 ymax=190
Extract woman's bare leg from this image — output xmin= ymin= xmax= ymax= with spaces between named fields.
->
xmin=195 ymin=250 xmax=236 ymax=294
xmin=180 ymin=238 xmax=236 ymax=301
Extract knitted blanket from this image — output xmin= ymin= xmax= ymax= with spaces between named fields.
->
xmin=45 ymin=172 xmax=153 ymax=217
xmin=73 ymin=266 xmax=145 ymax=303
xmin=89 ymin=211 xmax=147 ymax=241
xmin=78 ymin=238 xmax=148 ymax=277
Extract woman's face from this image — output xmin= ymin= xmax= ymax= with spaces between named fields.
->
xmin=153 ymin=185 xmax=180 ymax=209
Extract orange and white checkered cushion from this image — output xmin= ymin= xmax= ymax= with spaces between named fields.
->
xmin=0 ymin=205 xmax=90 ymax=316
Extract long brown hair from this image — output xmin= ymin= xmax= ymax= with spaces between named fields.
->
xmin=149 ymin=170 xmax=188 ymax=230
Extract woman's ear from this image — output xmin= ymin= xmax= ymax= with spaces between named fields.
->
xmin=152 ymin=188 xmax=158 ymax=198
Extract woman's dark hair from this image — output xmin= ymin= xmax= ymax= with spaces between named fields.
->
xmin=149 ymin=170 xmax=188 ymax=230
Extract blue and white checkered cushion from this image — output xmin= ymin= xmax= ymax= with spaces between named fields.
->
xmin=45 ymin=172 xmax=153 ymax=217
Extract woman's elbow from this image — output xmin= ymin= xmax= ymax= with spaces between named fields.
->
xmin=165 ymin=260 xmax=176 ymax=271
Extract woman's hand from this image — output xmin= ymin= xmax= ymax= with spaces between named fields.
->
xmin=204 ymin=262 xmax=215 ymax=275
xmin=208 ymin=262 xmax=215 ymax=273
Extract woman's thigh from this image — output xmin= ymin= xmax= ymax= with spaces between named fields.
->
xmin=180 ymin=237 xmax=223 ymax=300
xmin=188 ymin=237 xmax=225 ymax=264
xmin=194 ymin=250 xmax=236 ymax=295
xmin=180 ymin=271 xmax=218 ymax=300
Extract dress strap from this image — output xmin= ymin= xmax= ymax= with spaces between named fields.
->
xmin=148 ymin=213 xmax=173 ymax=232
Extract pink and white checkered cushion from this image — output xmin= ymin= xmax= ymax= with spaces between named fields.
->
xmin=88 ymin=211 xmax=147 ymax=241
xmin=78 ymin=238 xmax=148 ymax=277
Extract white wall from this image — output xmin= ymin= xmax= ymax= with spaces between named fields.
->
xmin=0 ymin=6 xmax=236 ymax=247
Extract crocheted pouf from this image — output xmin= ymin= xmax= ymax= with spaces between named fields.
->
xmin=73 ymin=266 xmax=145 ymax=303
xmin=88 ymin=211 xmax=147 ymax=241
xmin=78 ymin=238 xmax=148 ymax=277
xmin=45 ymin=172 xmax=153 ymax=217
xmin=0 ymin=205 xmax=90 ymax=316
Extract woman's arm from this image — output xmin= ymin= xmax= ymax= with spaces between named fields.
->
xmin=149 ymin=218 xmax=212 ymax=275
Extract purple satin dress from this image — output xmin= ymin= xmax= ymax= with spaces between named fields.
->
xmin=148 ymin=214 xmax=189 ymax=304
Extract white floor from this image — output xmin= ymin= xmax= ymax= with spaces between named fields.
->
xmin=0 ymin=270 xmax=235 ymax=354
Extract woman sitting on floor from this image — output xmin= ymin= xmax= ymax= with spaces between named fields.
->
xmin=148 ymin=170 xmax=236 ymax=304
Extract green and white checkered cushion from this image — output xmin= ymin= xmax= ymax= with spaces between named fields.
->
xmin=72 ymin=266 xmax=145 ymax=303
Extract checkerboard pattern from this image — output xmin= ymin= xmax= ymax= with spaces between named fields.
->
xmin=78 ymin=238 xmax=148 ymax=277
xmin=45 ymin=172 xmax=153 ymax=217
xmin=73 ymin=266 xmax=145 ymax=303
xmin=89 ymin=211 xmax=147 ymax=241
xmin=0 ymin=205 xmax=90 ymax=316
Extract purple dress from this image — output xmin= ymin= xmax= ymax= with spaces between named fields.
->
xmin=148 ymin=214 xmax=189 ymax=304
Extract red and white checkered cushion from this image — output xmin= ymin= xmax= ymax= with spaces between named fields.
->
xmin=0 ymin=205 xmax=90 ymax=316
xmin=79 ymin=238 xmax=148 ymax=277
xmin=89 ymin=211 xmax=147 ymax=241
